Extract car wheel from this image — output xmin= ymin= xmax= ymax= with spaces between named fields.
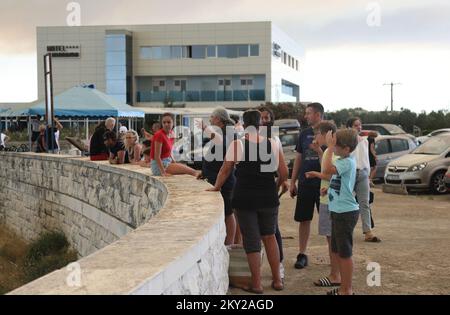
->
xmin=430 ymin=171 xmax=447 ymax=194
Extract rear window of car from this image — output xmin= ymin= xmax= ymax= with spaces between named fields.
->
xmin=390 ymin=139 xmax=409 ymax=152
xmin=375 ymin=139 xmax=390 ymax=155
xmin=280 ymin=133 xmax=298 ymax=146
xmin=365 ymin=126 xmax=389 ymax=135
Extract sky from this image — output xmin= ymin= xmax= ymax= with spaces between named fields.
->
xmin=1 ymin=0 xmax=450 ymax=113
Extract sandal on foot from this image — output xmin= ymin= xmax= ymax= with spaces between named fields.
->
xmin=327 ymin=288 xmax=340 ymax=295
xmin=314 ymin=277 xmax=341 ymax=287
xmin=326 ymin=288 xmax=355 ymax=295
xmin=271 ymin=281 xmax=284 ymax=291
xmin=241 ymin=286 xmax=264 ymax=294
xmin=365 ymin=236 xmax=381 ymax=243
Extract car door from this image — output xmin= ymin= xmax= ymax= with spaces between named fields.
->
xmin=375 ymin=138 xmax=391 ymax=178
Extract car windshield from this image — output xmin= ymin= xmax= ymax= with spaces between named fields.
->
xmin=384 ymin=125 xmax=406 ymax=134
xmin=413 ymin=136 xmax=450 ymax=155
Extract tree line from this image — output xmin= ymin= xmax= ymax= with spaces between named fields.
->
xmin=263 ymin=103 xmax=450 ymax=135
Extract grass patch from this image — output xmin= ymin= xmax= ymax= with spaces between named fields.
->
xmin=0 ymin=228 xmax=78 ymax=294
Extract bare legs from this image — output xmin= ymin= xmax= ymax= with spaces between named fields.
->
xmin=299 ymin=221 xmax=311 ymax=254
xmin=246 ymin=235 xmax=282 ymax=292
xmin=166 ymin=162 xmax=201 ymax=177
xmin=225 ymin=214 xmax=236 ymax=245
xmin=333 ymin=253 xmax=353 ymax=295
xmin=326 ymin=236 xmax=341 ymax=283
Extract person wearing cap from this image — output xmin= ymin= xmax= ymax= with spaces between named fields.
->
xmin=197 ymin=107 xmax=237 ymax=245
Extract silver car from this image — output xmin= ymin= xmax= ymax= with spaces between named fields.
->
xmin=445 ymin=166 xmax=450 ymax=191
xmin=417 ymin=128 xmax=450 ymax=145
xmin=384 ymin=134 xmax=450 ymax=194
xmin=373 ymin=135 xmax=417 ymax=179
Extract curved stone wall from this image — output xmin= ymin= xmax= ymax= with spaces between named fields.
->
xmin=0 ymin=152 xmax=228 ymax=294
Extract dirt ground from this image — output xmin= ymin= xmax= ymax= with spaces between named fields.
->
xmin=229 ymin=187 xmax=450 ymax=295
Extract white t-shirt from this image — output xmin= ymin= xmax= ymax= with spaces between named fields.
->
xmin=31 ymin=119 xmax=40 ymax=132
xmin=351 ymin=136 xmax=370 ymax=170
xmin=273 ymin=135 xmax=283 ymax=151
xmin=0 ymin=133 xmax=6 ymax=147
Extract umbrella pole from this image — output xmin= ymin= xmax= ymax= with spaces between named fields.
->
xmin=28 ymin=115 xmax=32 ymax=152
xmin=85 ymin=117 xmax=89 ymax=141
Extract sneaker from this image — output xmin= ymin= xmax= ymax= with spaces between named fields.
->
xmin=295 ymin=253 xmax=308 ymax=269
xmin=279 ymin=262 xmax=285 ymax=280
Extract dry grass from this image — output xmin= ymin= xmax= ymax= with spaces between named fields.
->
xmin=0 ymin=226 xmax=78 ymax=294
xmin=0 ymin=225 xmax=28 ymax=294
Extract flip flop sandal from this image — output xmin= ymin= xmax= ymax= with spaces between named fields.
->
xmin=326 ymin=288 xmax=356 ymax=295
xmin=314 ymin=277 xmax=341 ymax=287
xmin=241 ymin=286 xmax=264 ymax=294
xmin=327 ymin=288 xmax=340 ymax=295
xmin=365 ymin=236 xmax=381 ymax=243
xmin=271 ymin=281 xmax=284 ymax=291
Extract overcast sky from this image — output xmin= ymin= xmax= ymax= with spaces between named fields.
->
xmin=1 ymin=0 xmax=450 ymax=112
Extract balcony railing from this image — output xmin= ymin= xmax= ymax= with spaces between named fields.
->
xmin=136 ymin=89 xmax=265 ymax=103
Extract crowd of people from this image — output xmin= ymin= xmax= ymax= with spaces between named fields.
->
xmin=17 ymin=102 xmax=378 ymax=295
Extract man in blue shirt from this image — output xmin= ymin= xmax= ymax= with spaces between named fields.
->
xmin=289 ymin=103 xmax=324 ymax=269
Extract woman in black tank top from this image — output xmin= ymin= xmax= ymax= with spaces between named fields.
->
xmin=207 ymin=110 xmax=288 ymax=294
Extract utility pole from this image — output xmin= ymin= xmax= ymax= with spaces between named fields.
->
xmin=383 ymin=82 xmax=401 ymax=112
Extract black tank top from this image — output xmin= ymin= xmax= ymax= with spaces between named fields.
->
xmin=232 ymin=138 xmax=279 ymax=210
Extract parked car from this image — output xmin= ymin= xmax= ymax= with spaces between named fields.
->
xmin=364 ymin=123 xmax=417 ymax=144
xmin=278 ymin=130 xmax=300 ymax=177
xmin=274 ymin=119 xmax=300 ymax=131
xmin=373 ymin=135 xmax=417 ymax=179
xmin=445 ymin=166 xmax=450 ymax=191
xmin=417 ymin=128 xmax=450 ymax=145
xmin=384 ymin=134 xmax=450 ymax=194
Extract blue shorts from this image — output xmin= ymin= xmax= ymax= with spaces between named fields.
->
xmin=151 ymin=158 xmax=172 ymax=176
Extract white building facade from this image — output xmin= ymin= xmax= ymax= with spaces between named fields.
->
xmin=37 ymin=21 xmax=302 ymax=109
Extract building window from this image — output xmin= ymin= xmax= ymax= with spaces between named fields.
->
xmin=192 ymin=45 xmax=206 ymax=59
xmin=140 ymin=44 xmax=258 ymax=60
xmin=171 ymin=46 xmax=183 ymax=59
xmin=283 ymin=52 xmax=287 ymax=64
xmin=250 ymin=44 xmax=259 ymax=56
xmin=237 ymin=45 xmax=249 ymax=57
xmin=296 ymin=60 xmax=299 ymax=71
xmin=207 ymin=45 xmax=216 ymax=58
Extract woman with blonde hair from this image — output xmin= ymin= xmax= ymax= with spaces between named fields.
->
xmin=124 ymin=129 xmax=142 ymax=164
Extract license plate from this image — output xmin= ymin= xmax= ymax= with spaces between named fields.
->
xmin=387 ymin=175 xmax=400 ymax=180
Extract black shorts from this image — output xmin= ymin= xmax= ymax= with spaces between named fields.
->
xmin=31 ymin=131 xmax=40 ymax=142
xmin=235 ymin=207 xmax=278 ymax=254
xmin=294 ymin=185 xmax=320 ymax=222
xmin=330 ymin=211 xmax=359 ymax=258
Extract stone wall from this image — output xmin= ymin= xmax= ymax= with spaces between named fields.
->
xmin=0 ymin=152 xmax=228 ymax=295
xmin=0 ymin=153 xmax=167 ymax=257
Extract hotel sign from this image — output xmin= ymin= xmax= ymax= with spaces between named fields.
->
xmin=46 ymin=45 xmax=81 ymax=58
